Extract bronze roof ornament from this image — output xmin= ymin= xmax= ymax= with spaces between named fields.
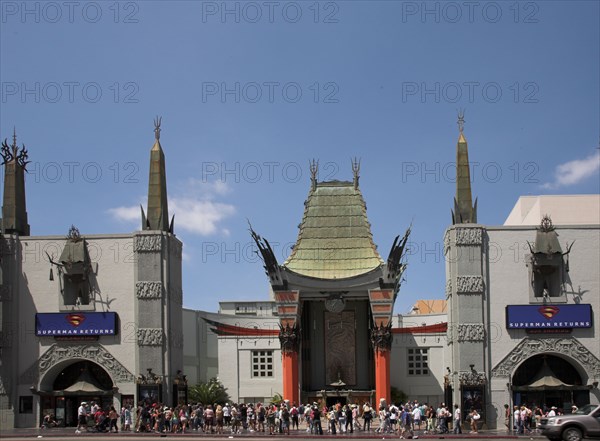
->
xmin=153 ymin=116 xmax=162 ymax=141
xmin=351 ymin=157 xmax=360 ymax=189
xmin=309 ymin=159 xmax=318 ymax=190
xmin=1 ymin=127 xmax=30 ymax=171
xmin=457 ymin=108 xmax=465 ymax=133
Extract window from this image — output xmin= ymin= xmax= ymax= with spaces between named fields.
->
xmin=252 ymin=350 xmax=274 ymax=378
xmin=235 ymin=304 xmax=256 ymax=315
xmin=407 ymin=348 xmax=429 ymax=375
xmin=19 ymin=396 xmax=33 ymax=414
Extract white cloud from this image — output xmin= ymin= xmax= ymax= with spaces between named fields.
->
xmin=542 ymin=150 xmax=600 ymax=189
xmin=169 ymin=197 xmax=235 ymax=235
xmin=107 ymin=205 xmax=140 ymax=222
xmin=107 ymin=181 xmax=236 ymax=236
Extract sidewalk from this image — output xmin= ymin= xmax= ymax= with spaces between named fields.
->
xmin=0 ymin=426 xmax=542 ymax=439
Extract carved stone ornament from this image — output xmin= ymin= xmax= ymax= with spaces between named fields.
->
xmin=456 ymin=228 xmax=482 ymax=246
xmin=136 ymin=281 xmax=163 ymax=299
xmin=279 ymin=323 xmax=300 ymax=354
xmin=491 ymin=337 xmax=600 ymax=378
xmin=457 ymin=323 xmax=485 ymax=342
xmin=370 ymin=323 xmax=393 ymax=352
xmin=456 ymin=275 xmax=484 ymax=293
xmin=459 ymin=370 xmax=487 ymax=386
xmin=136 ymin=328 xmax=164 ymax=346
xmin=443 ymin=230 xmax=451 ymax=255
xmin=134 ymin=235 xmax=162 ymax=252
xmin=445 ymin=279 xmax=452 ymax=298
xmin=19 ymin=344 xmax=135 ymax=385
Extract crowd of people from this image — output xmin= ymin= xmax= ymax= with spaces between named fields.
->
xmin=72 ymin=401 xmax=132 ymax=434
xmin=504 ymin=403 xmax=579 ymax=434
xmin=125 ymin=399 xmax=480 ymax=437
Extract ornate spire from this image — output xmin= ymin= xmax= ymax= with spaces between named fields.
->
xmin=142 ymin=117 xmax=173 ymax=233
xmin=452 ymin=111 xmax=477 ymax=224
xmin=352 ymin=157 xmax=360 ymax=189
xmin=309 ymin=159 xmax=318 ymax=191
xmin=1 ymin=127 xmax=30 ymax=235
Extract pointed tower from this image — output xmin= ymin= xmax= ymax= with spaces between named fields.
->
xmin=452 ymin=111 xmax=477 ymax=224
xmin=141 ymin=117 xmax=172 ymax=232
xmin=1 ymin=128 xmax=30 ymax=236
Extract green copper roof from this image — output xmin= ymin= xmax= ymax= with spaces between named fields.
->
xmin=283 ymin=180 xmax=383 ymax=279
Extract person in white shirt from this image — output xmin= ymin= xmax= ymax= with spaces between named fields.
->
xmin=76 ymin=402 xmax=88 ymax=433
xmin=412 ymin=405 xmax=422 ymax=431
xmin=453 ymin=404 xmax=462 ymax=434
xmin=547 ymin=406 xmax=556 ymax=417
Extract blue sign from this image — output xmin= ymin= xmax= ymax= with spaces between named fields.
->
xmin=506 ymin=304 xmax=592 ymax=329
xmin=36 ymin=312 xmax=118 ymax=336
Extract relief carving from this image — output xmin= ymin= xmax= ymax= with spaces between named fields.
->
xmin=459 ymin=370 xmax=486 ymax=386
xmin=456 ymin=228 xmax=482 ymax=246
xmin=370 ymin=322 xmax=393 ymax=352
xmin=279 ymin=323 xmax=300 ymax=354
xmin=456 ymin=275 xmax=484 ymax=293
xmin=443 ymin=230 xmax=451 ymax=255
xmin=137 ymin=328 xmax=164 ymax=346
xmin=492 ymin=337 xmax=600 ymax=378
xmin=134 ymin=235 xmax=162 ymax=252
xmin=445 ymin=279 xmax=452 ymax=298
xmin=136 ymin=281 xmax=163 ymax=299
xmin=457 ymin=323 xmax=485 ymax=342
xmin=19 ymin=344 xmax=134 ymax=385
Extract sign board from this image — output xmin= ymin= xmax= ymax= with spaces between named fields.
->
xmin=506 ymin=304 xmax=592 ymax=329
xmin=36 ymin=312 xmax=118 ymax=336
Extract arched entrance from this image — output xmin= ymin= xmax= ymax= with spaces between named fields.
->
xmin=40 ymin=360 xmax=114 ymax=427
xmin=511 ymin=354 xmax=590 ymax=411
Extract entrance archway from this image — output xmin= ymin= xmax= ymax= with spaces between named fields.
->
xmin=40 ymin=360 xmax=114 ymax=427
xmin=511 ymin=354 xmax=590 ymax=411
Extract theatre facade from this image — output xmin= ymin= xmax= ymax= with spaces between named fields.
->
xmin=2 ymin=118 xmax=598 ymax=430
xmin=198 ymin=120 xmax=599 ymax=429
xmin=0 ymin=122 xmax=185 ymax=428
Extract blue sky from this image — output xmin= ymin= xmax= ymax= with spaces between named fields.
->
xmin=1 ymin=1 xmax=599 ymax=314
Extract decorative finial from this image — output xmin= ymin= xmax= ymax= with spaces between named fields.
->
xmin=309 ymin=159 xmax=318 ymax=190
xmin=351 ymin=157 xmax=361 ymax=189
xmin=12 ymin=126 xmax=17 ymax=148
xmin=539 ymin=214 xmax=554 ymax=232
xmin=1 ymin=127 xmax=30 ymax=170
xmin=457 ymin=109 xmax=465 ymax=133
xmin=66 ymin=225 xmax=82 ymax=241
xmin=153 ymin=116 xmax=162 ymax=140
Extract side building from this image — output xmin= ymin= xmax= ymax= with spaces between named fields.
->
xmin=0 ymin=122 xmax=185 ymax=428
xmin=445 ymin=117 xmax=600 ymax=429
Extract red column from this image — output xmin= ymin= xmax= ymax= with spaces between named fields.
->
xmin=282 ymin=351 xmax=299 ymax=405
xmin=375 ymin=349 xmax=390 ymax=404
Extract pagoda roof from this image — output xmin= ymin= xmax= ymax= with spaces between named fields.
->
xmin=283 ymin=180 xmax=384 ymax=279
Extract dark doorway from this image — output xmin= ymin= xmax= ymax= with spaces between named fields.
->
xmin=326 ymin=396 xmax=347 ymax=408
